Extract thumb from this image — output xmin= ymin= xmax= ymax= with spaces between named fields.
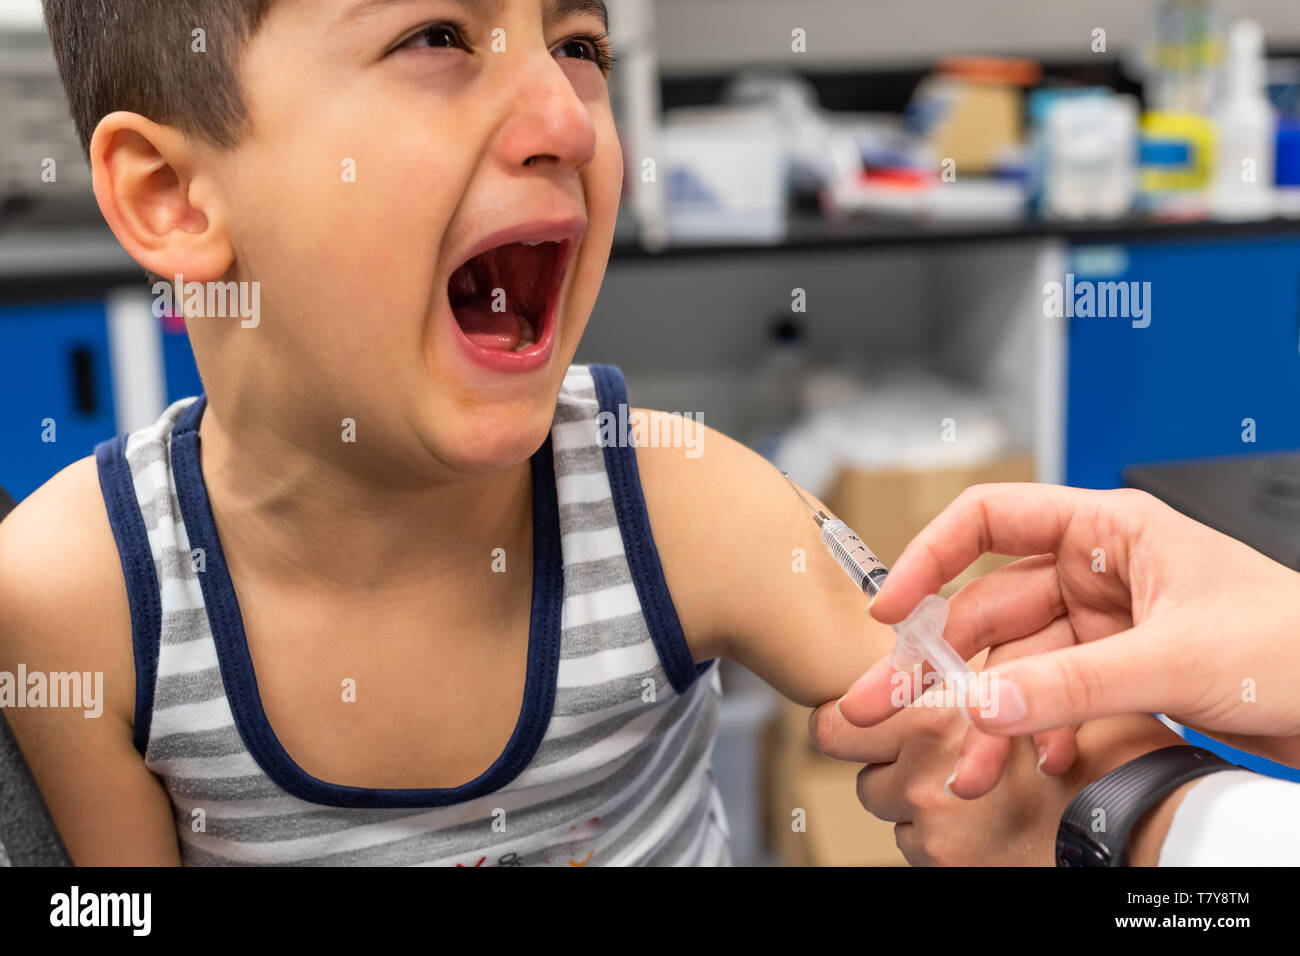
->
xmin=969 ymin=625 xmax=1179 ymax=735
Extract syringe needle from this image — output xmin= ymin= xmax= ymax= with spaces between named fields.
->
xmin=781 ymin=471 xmax=824 ymax=521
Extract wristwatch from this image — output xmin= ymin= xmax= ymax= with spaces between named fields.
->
xmin=1056 ymin=745 xmax=1234 ymax=867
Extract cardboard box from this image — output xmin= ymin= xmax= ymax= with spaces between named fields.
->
xmin=922 ymin=80 xmax=1022 ymax=174
xmin=766 ymin=700 xmax=907 ymax=867
xmin=822 ymin=455 xmax=1037 ymax=595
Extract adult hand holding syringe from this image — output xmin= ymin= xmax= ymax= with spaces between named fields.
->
xmin=838 ymin=482 xmax=1300 ymax=799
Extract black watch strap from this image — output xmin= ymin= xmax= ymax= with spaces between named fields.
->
xmin=1056 ymin=745 xmax=1234 ymax=867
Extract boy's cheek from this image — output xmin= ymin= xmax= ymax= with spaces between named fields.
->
xmin=570 ymin=146 xmax=622 ymax=308
xmin=590 ymin=124 xmax=624 ymax=221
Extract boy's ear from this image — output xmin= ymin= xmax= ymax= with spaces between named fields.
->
xmin=89 ymin=111 xmax=233 ymax=283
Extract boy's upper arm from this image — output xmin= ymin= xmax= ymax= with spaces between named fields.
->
xmin=0 ymin=457 xmax=181 ymax=865
xmin=633 ymin=411 xmax=896 ymax=707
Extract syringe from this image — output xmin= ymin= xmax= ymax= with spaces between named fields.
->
xmin=783 ymin=473 xmax=978 ymax=706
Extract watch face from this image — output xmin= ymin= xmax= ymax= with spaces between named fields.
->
xmin=1057 ymin=825 xmax=1113 ymax=867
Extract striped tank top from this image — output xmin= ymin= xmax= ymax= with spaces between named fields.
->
xmin=94 ymin=364 xmax=730 ymax=866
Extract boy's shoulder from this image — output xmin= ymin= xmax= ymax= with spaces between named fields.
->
xmin=631 ymin=408 xmax=898 ymax=706
xmin=630 ymin=409 xmax=794 ymax=659
xmin=0 ymin=456 xmax=135 ymax=725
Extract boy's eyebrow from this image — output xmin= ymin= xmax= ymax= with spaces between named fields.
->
xmin=340 ymin=0 xmax=501 ymax=25
xmin=340 ymin=0 xmax=608 ymax=29
xmin=546 ymin=0 xmax=609 ymax=29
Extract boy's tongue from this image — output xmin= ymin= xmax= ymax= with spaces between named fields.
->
xmin=454 ymin=304 xmax=525 ymax=351
xmin=449 ymin=241 xmax=552 ymax=351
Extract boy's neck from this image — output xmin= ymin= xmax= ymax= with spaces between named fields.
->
xmin=194 ymin=403 xmax=535 ymax=594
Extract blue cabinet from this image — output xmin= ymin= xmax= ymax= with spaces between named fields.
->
xmin=0 ymin=295 xmax=203 ymax=503
xmin=160 ymin=313 xmax=203 ymax=408
xmin=0 ymin=300 xmax=118 ymax=501
xmin=1065 ymin=236 xmax=1300 ymax=489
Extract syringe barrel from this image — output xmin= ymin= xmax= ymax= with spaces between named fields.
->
xmin=820 ymin=519 xmax=890 ymax=597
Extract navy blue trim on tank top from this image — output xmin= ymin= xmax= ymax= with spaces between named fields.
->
xmin=587 ymin=364 xmax=711 ymax=695
xmin=94 ymin=433 xmax=164 ymax=756
xmin=167 ymin=396 xmax=564 ymax=809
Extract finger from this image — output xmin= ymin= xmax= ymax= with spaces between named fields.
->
xmin=974 ymin=622 xmax=1178 ymax=736
xmin=809 ymin=698 xmax=916 ymax=764
xmin=950 ymin=613 xmax=1078 ymax=777
xmin=842 ymin=557 xmax=1064 ymax=727
xmin=1033 ymin=725 xmax=1079 ymax=776
xmin=954 ymin=701 xmax=1077 ymax=789
xmin=948 ymin=722 xmax=1076 ymax=798
xmin=946 ymin=721 xmax=1012 ymax=799
xmin=856 ymin=762 xmax=912 ymax=823
xmin=936 ymin=554 xmax=1066 ymax=659
xmin=892 ymin=822 xmax=928 ymax=866
xmin=951 ymin=616 xmax=1081 ymax=780
xmin=857 ymin=693 xmax=966 ymax=820
xmin=870 ymin=483 xmax=1094 ymax=624
xmin=979 ymin=615 xmax=1082 ymax=775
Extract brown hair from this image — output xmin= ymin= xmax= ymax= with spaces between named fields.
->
xmin=43 ymin=0 xmax=275 ymax=155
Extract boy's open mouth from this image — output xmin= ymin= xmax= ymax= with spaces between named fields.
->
xmin=448 ymin=240 xmax=566 ymax=352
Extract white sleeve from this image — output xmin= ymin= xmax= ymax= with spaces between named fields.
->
xmin=1158 ymin=769 xmax=1300 ymax=866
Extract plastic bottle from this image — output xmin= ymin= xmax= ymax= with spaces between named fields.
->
xmin=1210 ymin=19 xmax=1275 ymax=220
xmin=1042 ymin=92 xmax=1138 ymax=220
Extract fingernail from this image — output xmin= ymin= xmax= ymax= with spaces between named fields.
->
xmin=944 ymin=759 xmax=961 ymax=798
xmin=1036 ymin=746 xmax=1048 ymax=779
xmin=834 ymin=695 xmax=846 ymax=722
xmin=985 ymin=675 xmax=1027 ymax=726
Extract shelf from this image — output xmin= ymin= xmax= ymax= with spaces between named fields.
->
xmin=5 ymin=208 xmax=1300 ymax=298
xmin=610 ymin=211 xmax=1300 ymax=260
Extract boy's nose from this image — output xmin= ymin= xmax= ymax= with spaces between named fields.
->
xmin=495 ymin=66 xmax=598 ymax=173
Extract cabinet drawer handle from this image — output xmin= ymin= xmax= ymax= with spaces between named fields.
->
xmin=69 ymin=345 xmax=96 ymax=415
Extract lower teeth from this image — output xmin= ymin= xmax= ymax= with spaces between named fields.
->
xmin=514 ymin=314 xmax=537 ymax=351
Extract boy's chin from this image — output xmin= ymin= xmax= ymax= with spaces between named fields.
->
xmin=427 ymin=409 xmax=555 ymax=476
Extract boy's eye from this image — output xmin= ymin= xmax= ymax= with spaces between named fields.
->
xmin=552 ymin=35 xmax=614 ymax=74
xmin=395 ymin=22 xmax=467 ymax=53
xmin=554 ymin=38 xmax=595 ymax=60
